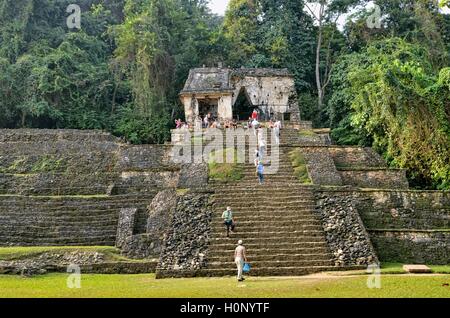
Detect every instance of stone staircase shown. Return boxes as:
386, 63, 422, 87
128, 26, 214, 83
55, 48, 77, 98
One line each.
202, 129, 353, 276
0, 193, 156, 246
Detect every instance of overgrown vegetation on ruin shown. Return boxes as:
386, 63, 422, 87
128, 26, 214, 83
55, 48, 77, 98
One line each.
289, 149, 311, 184
208, 148, 243, 183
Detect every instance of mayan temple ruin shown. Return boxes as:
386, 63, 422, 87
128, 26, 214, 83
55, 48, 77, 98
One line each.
0, 67, 448, 278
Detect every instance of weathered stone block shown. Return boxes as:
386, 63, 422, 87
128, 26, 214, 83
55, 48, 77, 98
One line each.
301, 147, 343, 186
178, 164, 208, 188
116, 208, 137, 248
121, 234, 162, 259
314, 191, 379, 266
156, 192, 212, 278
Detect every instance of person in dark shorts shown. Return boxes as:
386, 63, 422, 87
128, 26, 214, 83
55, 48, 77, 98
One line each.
222, 206, 235, 237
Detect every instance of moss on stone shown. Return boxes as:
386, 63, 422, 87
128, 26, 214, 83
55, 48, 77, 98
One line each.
299, 130, 317, 137
289, 148, 311, 184
0, 246, 120, 261
208, 148, 243, 183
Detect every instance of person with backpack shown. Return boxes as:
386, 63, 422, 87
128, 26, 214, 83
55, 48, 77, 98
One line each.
257, 161, 264, 185
222, 206, 235, 238
235, 240, 248, 282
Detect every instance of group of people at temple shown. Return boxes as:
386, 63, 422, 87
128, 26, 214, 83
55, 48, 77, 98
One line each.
174, 109, 282, 133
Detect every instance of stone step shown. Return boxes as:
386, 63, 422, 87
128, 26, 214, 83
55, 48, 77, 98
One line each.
208, 253, 332, 262
208, 247, 330, 257
211, 230, 324, 240
0, 208, 124, 216
0, 219, 119, 227
210, 181, 301, 187
212, 206, 317, 212
0, 235, 116, 244
212, 209, 316, 215
212, 199, 315, 206
211, 185, 313, 190
0, 227, 118, 237
196, 266, 361, 277
211, 225, 323, 233
0, 239, 116, 246
207, 259, 335, 269
0, 203, 149, 212
211, 216, 319, 223
214, 195, 314, 201
209, 237, 326, 246
240, 174, 296, 179
213, 194, 313, 200
211, 219, 321, 227
0, 199, 153, 208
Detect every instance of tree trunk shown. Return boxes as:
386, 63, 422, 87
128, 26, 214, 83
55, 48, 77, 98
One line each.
315, 4, 324, 111
316, 27, 323, 110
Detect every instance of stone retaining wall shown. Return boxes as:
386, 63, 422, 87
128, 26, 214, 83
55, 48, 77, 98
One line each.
318, 189, 450, 264
301, 147, 343, 186
314, 191, 378, 266
0, 194, 156, 246
368, 230, 449, 264
328, 147, 387, 168
339, 169, 409, 190
156, 191, 213, 278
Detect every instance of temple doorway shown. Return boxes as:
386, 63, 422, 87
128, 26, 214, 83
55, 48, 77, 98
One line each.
198, 98, 219, 120
233, 87, 254, 121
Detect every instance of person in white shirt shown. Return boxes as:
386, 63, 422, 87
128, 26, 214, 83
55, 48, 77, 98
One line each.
234, 240, 248, 281
258, 138, 266, 161
252, 119, 259, 136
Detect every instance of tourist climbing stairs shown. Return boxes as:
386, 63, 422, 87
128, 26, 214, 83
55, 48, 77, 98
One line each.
204, 127, 341, 276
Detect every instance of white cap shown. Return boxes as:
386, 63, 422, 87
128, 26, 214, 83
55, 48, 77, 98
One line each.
238, 240, 243, 245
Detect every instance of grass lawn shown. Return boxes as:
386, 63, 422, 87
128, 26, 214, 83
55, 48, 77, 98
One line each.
0, 273, 449, 298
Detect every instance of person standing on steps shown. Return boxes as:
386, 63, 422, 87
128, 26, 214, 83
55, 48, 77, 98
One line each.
257, 161, 264, 184
252, 118, 260, 136
222, 206, 235, 238
258, 137, 266, 161
274, 120, 281, 145
251, 109, 258, 121
235, 240, 248, 282
254, 149, 260, 168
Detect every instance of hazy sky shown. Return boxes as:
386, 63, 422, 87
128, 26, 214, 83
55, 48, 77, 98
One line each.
208, 0, 229, 15
208, 1, 450, 18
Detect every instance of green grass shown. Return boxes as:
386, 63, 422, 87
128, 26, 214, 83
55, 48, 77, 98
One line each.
380, 263, 408, 274
0, 246, 138, 262
31, 156, 65, 173
289, 149, 311, 184
430, 265, 450, 274
0, 273, 449, 298
299, 130, 318, 137
379, 263, 450, 275
208, 148, 243, 183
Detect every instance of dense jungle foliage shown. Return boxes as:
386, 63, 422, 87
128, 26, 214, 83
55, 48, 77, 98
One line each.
0, 0, 448, 189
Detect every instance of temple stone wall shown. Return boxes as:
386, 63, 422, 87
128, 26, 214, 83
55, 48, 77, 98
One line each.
338, 169, 409, 190
0, 129, 206, 247
231, 76, 294, 115
328, 147, 387, 168
317, 189, 450, 264
180, 67, 299, 124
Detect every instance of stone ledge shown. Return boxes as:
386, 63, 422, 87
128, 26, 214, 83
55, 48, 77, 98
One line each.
368, 229, 450, 233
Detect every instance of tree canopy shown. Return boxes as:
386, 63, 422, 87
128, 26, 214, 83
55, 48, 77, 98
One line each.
0, 0, 448, 189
